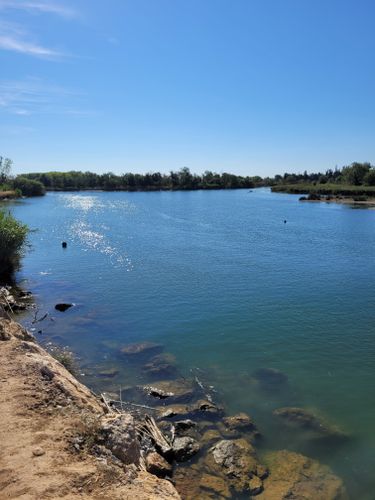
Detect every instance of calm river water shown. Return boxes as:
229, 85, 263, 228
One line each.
9, 189, 375, 498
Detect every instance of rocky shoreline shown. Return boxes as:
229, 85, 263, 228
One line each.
100, 342, 350, 499
0, 318, 179, 499
0, 319, 350, 499
0, 285, 33, 313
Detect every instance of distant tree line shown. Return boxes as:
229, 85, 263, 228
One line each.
0, 156, 45, 197
20, 167, 257, 191
267, 162, 375, 187
2, 158, 375, 197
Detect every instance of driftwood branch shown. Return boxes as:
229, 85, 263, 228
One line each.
136, 415, 172, 456
32, 308, 48, 324
101, 393, 115, 413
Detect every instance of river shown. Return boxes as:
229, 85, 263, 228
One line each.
9, 188, 375, 498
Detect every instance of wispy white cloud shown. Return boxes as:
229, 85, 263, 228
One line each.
0, 77, 93, 116
0, 34, 62, 58
0, 1, 78, 58
0, 20, 64, 58
0, 1, 77, 18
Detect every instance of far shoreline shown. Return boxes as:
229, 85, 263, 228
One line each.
299, 196, 375, 207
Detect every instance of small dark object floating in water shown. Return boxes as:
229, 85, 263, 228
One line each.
55, 303, 73, 312
62, 241, 67, 248
284, 220, 287, 224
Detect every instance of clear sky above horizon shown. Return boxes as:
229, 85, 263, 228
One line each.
1, 0, 374, 177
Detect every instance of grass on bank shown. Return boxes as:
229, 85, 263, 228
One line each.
0, 211, 28, 281
49, 346, 78, 376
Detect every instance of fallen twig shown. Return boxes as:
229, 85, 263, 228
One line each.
136, 415, 172, 456
108, 399, 156, 411
32, 308, 48, 324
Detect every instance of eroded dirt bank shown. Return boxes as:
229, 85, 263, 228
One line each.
0, 318, 179, 499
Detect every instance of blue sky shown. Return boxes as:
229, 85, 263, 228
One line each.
1, 0, 374, 176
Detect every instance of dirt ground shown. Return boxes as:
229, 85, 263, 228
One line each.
0, 318, 179, 500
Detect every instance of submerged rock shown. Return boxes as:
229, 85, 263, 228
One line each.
172, 436, 200, 462
121, 341, 163, 357
258, 450, 348, 499
273, 407, 347, 441
199, 473, 231, 498
145, 451, 173, 478
200, 429, 223, 447
158, 404, 191, 420
220, 413, 260, 443
157, 396, 223, 427
174, 420, 196, 434
145, 386, 174, 399
253, 367, 288, 389
249, 475, 264, 496
207, 439, 265, 494
191, 399, 224, 418
223, 412, 256, 431
143, 352, 178, 379
172, 464, 204, 500
144, 379, 196, 403
97, 368, 119, 379
55, 303, 73, 312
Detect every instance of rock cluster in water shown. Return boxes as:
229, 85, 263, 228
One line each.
97, 341, 349, 499
273, 406, 348, 443
0, 286, 32, 313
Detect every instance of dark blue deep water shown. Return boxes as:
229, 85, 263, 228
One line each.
8, 189, 375, 498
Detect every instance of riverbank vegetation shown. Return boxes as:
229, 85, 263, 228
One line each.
21, 168, 256, 191
0, 211, 28, 281
269, 162, 375, 198
5, 160, 375, 198
18, 162, 375, 196
272, 184, 375, 195
0, 156, 45, 198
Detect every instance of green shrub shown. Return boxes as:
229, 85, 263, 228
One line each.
13, 176, 45, 197
0, 211, 28, 280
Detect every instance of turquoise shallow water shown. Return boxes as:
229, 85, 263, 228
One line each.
8, 189, 375, 498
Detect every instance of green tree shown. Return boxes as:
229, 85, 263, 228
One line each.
342, 162, 371, 185
178, 167, 193, 189
0, 156, 13, 184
